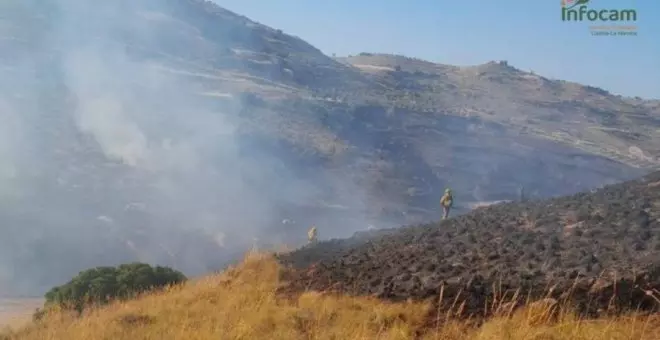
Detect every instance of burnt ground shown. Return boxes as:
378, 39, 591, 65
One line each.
277, 171, 660, 318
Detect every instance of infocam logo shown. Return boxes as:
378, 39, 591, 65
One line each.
560, 0, 638, 36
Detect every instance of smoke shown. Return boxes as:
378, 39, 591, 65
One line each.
0, 0, 647, 298
0, 0, 378, 296
0, 101, 22, 188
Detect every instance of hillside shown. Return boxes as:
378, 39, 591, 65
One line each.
4, 173, 660, 338
279, 170, 660, 317
335, 53, 660, 168
0, 0, 658, 297
3, 253, 660, 340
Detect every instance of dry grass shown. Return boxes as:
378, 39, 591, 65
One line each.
2, 252, 659, 340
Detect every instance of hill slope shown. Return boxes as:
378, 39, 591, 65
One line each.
336, 54, 660, 168
0, 0, 658, 296
280, 171, 660, 316
4, 253, 660, 340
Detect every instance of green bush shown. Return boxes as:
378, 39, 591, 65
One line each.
42, 262, 187, 313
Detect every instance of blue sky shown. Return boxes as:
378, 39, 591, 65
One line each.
212, 0, 659, 99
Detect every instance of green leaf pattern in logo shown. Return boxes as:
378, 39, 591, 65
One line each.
568, 0, 589, 9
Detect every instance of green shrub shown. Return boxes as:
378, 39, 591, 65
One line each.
42, 262, 187, 313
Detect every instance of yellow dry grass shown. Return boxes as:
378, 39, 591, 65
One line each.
2, 252, 659, 340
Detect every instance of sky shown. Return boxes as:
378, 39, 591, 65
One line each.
212, 0, 659, 100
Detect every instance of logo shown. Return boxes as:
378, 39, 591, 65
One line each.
561, 0, 638, 36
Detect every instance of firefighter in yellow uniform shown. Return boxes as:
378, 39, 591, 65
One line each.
307, 226, 318, 244
440, 188, 453, 220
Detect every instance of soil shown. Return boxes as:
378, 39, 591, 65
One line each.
277, 171, 660, 317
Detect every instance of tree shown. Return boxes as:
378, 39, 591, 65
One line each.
41, 262, 187, 313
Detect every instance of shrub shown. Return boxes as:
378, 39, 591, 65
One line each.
42, 263, 187, 313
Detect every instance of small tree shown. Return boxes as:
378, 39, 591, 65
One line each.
42, 263, 186, 313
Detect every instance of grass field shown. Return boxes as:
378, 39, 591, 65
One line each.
2, 252, 659, 340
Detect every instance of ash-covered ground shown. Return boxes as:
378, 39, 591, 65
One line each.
278, 171, 660, 317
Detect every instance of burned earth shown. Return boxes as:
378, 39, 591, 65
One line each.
278, 171, 660, 317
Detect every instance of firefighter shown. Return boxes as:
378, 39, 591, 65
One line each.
307, 225, 318, 244
440, 188, 454, 220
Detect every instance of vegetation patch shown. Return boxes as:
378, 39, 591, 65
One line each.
35, 263, 186, 317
